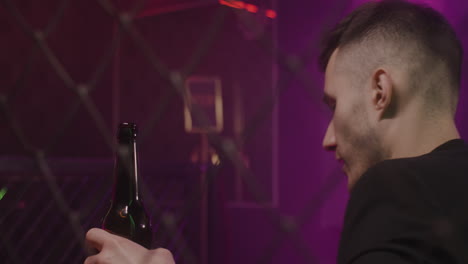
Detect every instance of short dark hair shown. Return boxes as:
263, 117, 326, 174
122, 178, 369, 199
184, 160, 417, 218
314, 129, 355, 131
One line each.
318, 0, 463, 90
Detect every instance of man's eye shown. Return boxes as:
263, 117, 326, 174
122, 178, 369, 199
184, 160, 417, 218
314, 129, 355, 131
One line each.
322, 95, 336, 112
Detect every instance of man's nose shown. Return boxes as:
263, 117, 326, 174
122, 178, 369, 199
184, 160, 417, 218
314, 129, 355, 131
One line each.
323, 122, 337, 151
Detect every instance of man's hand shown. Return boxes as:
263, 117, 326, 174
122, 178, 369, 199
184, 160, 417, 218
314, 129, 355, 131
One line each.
84, 228, 175, 264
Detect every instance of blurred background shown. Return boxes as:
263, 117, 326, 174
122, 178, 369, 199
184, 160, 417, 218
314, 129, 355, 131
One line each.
1, 0, 468, 263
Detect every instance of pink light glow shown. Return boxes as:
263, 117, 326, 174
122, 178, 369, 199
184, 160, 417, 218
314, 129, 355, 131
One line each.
245, 4, 258, 13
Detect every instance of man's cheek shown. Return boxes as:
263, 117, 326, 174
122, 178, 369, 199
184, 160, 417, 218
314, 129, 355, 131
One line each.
334, 116, 353, 142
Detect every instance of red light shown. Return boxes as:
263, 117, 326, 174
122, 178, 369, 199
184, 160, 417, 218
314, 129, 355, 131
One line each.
245, 4, 258, 13
219, 0, 245, 9
265, 9, 277, 19
219, 0, 276, 19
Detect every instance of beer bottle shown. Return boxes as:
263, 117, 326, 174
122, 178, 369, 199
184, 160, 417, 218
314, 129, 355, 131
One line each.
102, 122, 153, 248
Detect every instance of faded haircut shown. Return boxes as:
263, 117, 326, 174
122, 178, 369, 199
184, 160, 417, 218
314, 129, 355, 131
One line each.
318, 0, 463, 105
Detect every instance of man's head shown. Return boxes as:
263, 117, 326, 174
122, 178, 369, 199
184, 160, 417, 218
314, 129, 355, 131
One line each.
319, 0, 463, 189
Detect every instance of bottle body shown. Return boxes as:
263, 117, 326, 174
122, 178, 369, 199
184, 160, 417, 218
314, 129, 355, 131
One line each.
102, 200, 152, 248
102, 123, 153, 248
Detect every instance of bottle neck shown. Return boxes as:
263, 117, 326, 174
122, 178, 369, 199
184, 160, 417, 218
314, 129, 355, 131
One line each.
112, 139, 140, 203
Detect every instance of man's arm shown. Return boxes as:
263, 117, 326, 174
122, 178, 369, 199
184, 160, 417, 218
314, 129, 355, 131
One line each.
84, 228, 175, 264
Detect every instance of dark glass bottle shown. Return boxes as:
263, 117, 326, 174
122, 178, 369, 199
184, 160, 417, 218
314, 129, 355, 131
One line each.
102, 122, 153, 248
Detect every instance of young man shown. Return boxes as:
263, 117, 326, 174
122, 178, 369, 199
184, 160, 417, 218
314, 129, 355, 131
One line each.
320, 0, 467, 263
85, 0, 468, 263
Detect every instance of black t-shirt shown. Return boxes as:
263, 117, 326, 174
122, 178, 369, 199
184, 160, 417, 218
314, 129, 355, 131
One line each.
337, 139, 468, 264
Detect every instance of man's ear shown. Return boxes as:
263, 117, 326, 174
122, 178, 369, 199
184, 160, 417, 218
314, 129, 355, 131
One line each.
372, 68, 393, 119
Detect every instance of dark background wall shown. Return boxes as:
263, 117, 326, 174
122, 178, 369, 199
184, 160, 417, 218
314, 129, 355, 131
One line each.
2, 0, 468, 263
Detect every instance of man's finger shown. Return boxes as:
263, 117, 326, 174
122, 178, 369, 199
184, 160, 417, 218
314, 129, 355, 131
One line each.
85, 228, 110, 252
83, 254, 98, 264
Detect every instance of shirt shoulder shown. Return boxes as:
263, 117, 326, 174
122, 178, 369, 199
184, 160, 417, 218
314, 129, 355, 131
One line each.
338, 143, 468, 264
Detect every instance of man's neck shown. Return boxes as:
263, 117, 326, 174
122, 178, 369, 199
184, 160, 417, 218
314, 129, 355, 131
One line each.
382, 113, 460, 160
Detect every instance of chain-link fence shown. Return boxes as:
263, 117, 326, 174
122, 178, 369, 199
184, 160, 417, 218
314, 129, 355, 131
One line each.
2, 0, 468, 263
